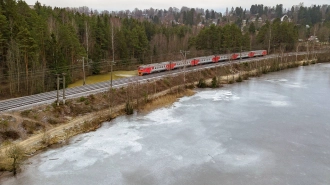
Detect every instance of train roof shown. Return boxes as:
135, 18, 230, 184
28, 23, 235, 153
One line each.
138, 50, 267, 68
139, 61, 172, 68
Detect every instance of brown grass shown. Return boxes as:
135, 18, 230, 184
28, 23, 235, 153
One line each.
141, 89, 195, 113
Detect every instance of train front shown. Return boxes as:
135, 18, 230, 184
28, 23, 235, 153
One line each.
138, 66, 144, 76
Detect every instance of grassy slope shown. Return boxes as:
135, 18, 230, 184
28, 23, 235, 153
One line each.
69, 71, 137, 88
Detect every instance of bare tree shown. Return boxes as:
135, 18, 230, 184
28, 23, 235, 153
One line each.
6, 144, 25, 176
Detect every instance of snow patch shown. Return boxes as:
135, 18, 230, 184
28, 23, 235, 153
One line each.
271, 101, 289, 107
195, 90, 240, 102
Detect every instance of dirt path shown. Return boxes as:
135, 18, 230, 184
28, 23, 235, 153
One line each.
1, 108, 112, 156
2, 113, 43, 126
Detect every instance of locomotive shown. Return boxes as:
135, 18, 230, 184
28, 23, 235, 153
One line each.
138, 50, 267, 76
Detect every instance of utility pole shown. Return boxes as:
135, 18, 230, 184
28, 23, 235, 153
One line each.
62, 73, 66, 104
86, 21, 89, 74
240, 46, 242, 78
109, 20, 115, 116
296, 43, 300, 62
111, 21, 114, 89
180, 50, 190, 85
82, 57, 86, 85
55, 73, 66, 106
268, 24, 271, 54
56, 74, 60, 106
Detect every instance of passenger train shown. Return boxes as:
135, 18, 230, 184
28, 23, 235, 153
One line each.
138, 50, 267, 76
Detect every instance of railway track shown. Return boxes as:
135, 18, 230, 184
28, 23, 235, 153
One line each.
0, 51, 323, 113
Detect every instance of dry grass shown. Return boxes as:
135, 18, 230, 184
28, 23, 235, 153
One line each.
141, 89, 195, 113
68, 70, 137, 88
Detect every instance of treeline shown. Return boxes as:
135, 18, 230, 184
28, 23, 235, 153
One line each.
0, 0, 194, 98
190, 24, 250, 53
0, 1, 329, 99
189, 18, 299, 53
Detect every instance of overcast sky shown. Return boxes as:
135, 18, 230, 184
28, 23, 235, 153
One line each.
24, 0, 329, 13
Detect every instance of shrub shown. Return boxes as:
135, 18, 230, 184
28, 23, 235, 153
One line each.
41, 131, 50, 146
143, 92, 148, 103
0, 130, 20, 140
211, 77, 219, 88
79, 97, 86, 102
20, 110, 31, 117
197, 79, 207, 88
242, 62, 249, 67
236, 76, 243, 82
82, 121, 91, 131
125, 101, 134, 115
186, 84, 195, 89
0, 120, 9, 131
22, 120, 44, 135
163, 78, 171, 87
63, 129, 71, 145
47, 117, 59, 125
88, 94, 95, 101
243, 75, 249, 80
6, 144, 25, 176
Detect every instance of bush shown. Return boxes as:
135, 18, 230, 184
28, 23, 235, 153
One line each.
88, 94, 95, 101
243, 75, 249, 80
0, 120, 9, 131
82, 121, 91, 132
211, 77, 219, 88
6, 144, 25, 176
22, 120, 44, 135
186, 84, 195, 89
236, 76, 243, 82
20, 110, 31, 117
143, 92, 148, 103
125, 101, 134, 115
163, 78, 171, 87
197, 79, 207, 88
0, 130, 20, 140
79, 97, 86, 102
47, 117, 59, 125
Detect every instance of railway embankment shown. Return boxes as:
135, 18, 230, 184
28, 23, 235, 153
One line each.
0, 51, 329, 177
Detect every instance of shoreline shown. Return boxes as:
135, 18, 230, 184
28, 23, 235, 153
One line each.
0, 56, 327, 179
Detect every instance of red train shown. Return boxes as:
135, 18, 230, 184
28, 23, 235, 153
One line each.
138, 50, 267, 76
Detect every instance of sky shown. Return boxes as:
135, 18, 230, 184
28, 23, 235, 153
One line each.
24, 0, 329, 13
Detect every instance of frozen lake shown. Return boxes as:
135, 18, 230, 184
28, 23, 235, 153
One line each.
2, 63, 330, 185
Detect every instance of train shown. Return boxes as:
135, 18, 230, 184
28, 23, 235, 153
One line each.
138, 50, 267, 76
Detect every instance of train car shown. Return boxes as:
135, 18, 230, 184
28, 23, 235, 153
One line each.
240, 51, 251, 58
253, 50, 267, 56
138, 49, 268, 76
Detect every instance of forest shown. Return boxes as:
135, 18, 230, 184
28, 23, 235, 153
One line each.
0, 0, 330, 98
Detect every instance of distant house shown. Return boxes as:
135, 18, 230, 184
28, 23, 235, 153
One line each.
308, 36, 319, 42
171, 20, 180, 25
242, 20, 247, 27
281, 15, 292, 22
142, 14, 149, 19
198, 22, 204, 28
